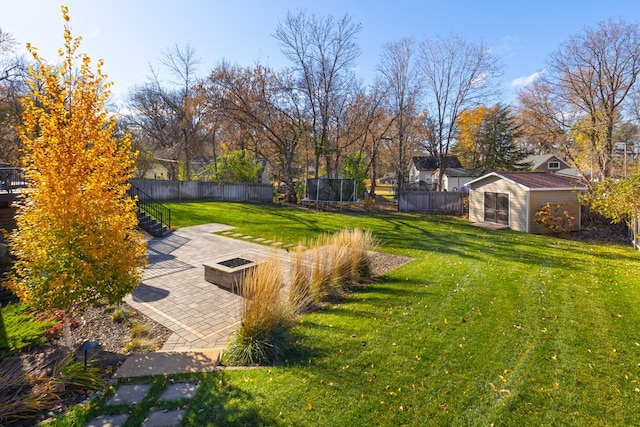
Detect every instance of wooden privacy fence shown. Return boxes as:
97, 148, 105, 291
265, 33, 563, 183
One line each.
398, 191, 464, 213
130, 179, 273, 203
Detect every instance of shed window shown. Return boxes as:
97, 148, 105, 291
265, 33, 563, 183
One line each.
548, 161, 560, 169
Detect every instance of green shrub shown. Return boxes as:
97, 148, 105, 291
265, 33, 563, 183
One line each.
0, 303, 57, 358
534, 202, 575, 234
225, 322, 291, 366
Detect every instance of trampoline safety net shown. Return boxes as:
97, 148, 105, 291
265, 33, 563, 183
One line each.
305, 179, 358, 202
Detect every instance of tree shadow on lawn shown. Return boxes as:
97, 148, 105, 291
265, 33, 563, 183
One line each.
283, 280, 433, 365
217, 203, 334, 239
379, 217, 613, 271
183, 373, 278, 426
281, 327, 331, 367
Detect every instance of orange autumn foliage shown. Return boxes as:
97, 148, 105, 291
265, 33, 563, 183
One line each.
454, 106, 489, 168
7, 6, 146, 343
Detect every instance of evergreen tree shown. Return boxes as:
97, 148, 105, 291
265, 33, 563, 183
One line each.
454, 105, 527, 171
479, 105, 527, 171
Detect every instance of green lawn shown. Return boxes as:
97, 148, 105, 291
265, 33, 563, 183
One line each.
69, 201, 640, 425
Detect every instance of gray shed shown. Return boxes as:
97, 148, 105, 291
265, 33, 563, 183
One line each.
466, 172, 587, 233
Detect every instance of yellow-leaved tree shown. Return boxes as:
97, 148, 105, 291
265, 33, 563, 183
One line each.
454, 106, 489, 168
8, 6, 146, 347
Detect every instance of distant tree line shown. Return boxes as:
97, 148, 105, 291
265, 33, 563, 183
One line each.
2, 13, 640, 210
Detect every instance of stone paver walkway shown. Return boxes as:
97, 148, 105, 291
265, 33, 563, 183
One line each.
106, 384, 151, 405
125, 224, 290, 352
86, 381, 200, 427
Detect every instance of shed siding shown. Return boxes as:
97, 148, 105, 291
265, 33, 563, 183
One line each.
528, 190, 582, 234
468, 177, 528, 231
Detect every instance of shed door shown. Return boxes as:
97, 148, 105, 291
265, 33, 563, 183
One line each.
484, 192, 509, 225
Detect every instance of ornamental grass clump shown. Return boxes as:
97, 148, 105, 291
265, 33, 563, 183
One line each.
331, 228, 377, 285
287, 248, 314, 314
0, 350, 104, 425
307, 228, 377, 302
224, 255, 296, 366
308, 241, 343, 302
225, 229, 376, 365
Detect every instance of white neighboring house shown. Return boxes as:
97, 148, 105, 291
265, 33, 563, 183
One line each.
142, 163, 169, 180
408, 156, 462, 184
432, 168, 484, 192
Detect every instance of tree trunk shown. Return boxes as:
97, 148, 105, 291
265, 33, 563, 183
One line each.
369, 144, 378, 197
63, 311, 72, 348
212, 130, 218, 176
184, 130, 191, 181
314, 142, 320, 179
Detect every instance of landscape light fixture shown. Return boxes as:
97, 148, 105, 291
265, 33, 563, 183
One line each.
78, 340, 101, 370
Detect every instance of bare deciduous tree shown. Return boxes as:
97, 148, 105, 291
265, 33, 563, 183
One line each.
518, 19, 640, 182
0, 28, 28, 164
377, 37, 421, 192
207, 64, 307, 202
419, 34, 501, 190
274, 10, 361, 178
127, 44, 207, 180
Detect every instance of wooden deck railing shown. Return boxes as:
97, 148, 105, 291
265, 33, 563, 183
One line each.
0, 168, 28, 193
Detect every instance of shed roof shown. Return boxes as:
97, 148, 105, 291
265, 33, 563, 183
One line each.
467, 171, 587, 191
411, 155, 462, 171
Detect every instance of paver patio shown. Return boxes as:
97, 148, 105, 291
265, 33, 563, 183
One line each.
125, 224, 290, 352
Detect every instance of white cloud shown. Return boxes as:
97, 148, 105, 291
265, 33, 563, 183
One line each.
491, 36, 520, 58
510, 71, 542, 88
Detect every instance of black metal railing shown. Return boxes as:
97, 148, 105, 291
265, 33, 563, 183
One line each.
127, 184, 171, 234
0, 167, 28, 193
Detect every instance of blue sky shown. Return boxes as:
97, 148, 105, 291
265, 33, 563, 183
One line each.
4, 1, 640, 106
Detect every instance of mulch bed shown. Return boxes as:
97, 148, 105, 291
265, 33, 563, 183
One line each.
1, 305, 172, 425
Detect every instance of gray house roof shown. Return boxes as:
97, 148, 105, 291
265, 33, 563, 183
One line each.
522, 154, 570, 170
411, 156, 462, 171
436, 167, 485, 178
